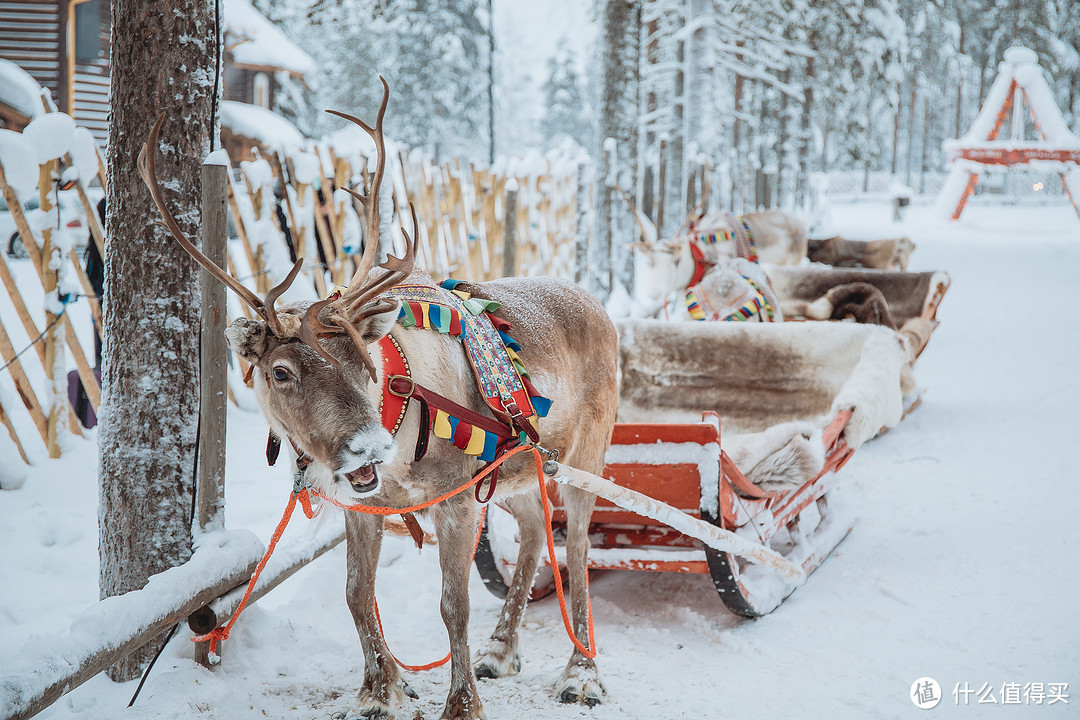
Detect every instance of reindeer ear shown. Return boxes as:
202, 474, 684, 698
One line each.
225, 317, 270, 361
359, 299, 400, 344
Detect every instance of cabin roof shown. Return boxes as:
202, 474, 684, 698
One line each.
224, 0, 316, 78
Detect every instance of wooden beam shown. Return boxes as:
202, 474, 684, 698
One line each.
197, 162, 229, 535
0, 317, 49, 446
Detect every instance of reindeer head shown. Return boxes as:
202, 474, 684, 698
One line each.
619, 184, 704, 310
139, 78, 417, 497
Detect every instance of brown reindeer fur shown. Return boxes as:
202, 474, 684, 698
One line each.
767, 265, 950, 325
230, 273, 618, 719
617, 319, 870, 433
807, 235, 916, 271
816, 282, 897, 329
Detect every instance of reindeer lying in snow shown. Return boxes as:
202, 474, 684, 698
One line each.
141, 81, 617, 720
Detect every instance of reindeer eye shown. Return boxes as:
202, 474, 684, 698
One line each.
272, 366, 291, 382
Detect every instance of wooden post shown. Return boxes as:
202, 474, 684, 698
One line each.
502, 181, 518, 278
197, 161, 228, 534
194, 160, 228, 668
573, 162, 589, 284
38, 160, 62, 458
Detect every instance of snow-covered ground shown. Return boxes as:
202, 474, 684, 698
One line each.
1, 199, 1078, 719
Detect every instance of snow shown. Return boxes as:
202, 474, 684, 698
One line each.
223, 0, 316, 78
203, 149, 229, 167
0, 129, 39, 202
1, 200, 1079, 718
68, 128, 100, 184
0, 59, 45, 121
21, 114, 76, 165
219, 100, 304, 151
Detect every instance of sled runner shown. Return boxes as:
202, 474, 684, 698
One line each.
477, 319, 929, 616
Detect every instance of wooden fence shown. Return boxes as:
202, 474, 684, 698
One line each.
0, 110, 587, 470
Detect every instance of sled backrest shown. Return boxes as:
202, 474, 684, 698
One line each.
616, 319, 905, 436
766, 266, 951, 324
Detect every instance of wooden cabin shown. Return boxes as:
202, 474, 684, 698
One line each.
0, 0, 314, 147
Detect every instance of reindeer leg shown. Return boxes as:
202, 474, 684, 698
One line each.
473, 490, 545, 679
344, 511, 416, 719
555, 484, 604, 707
431, 495, 486, 720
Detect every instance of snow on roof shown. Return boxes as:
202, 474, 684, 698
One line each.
220, 100, 304, 150
948, 45, 1080, 151
224, 0, 316, 77
0, 59, 45, 121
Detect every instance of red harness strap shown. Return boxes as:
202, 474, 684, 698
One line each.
688, 241, 712, 288
378, 332, 521, 501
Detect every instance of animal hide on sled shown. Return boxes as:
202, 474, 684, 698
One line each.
616, 319, 910, 450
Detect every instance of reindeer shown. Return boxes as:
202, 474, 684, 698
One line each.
621, 184, 787, 321
139, 80, 618, 719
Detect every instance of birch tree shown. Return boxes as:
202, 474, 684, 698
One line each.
100, 0, 218, 681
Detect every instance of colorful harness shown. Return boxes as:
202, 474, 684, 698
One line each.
376, 280, 551, 499
684, 216, 774, 322
685, 275, 776, 322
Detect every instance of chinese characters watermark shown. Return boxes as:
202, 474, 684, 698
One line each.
910, 679, 1069, 709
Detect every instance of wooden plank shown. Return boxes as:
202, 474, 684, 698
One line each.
0, 396, 30, 465
0, 539, 263, 720
611, 422, 720, 446
67, 164, 105, 259
65, 249, 102, 328
61, 313, 98, 411
0, 251, 46, 369
38, 160, 61, 458
0, 316, 49, 445
0, 157, 46, 276
197, 162, 228, 534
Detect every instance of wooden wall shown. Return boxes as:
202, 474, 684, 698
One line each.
0, 0, 63, 107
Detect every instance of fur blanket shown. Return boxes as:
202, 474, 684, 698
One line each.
617, 319, 911, 452
807, 236, 916, 271
766, 265, 951, 325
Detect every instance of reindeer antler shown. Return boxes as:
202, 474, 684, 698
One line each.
141, 81, 417, 381
138, 114, 305, 331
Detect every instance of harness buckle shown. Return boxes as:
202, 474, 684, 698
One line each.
388, 375, 415, 398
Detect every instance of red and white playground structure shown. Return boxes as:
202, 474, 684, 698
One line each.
938, 46, 1080, 220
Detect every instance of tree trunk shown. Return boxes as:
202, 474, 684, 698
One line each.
776, 68, 790, 209
795, 46, 813, 209
593, 0, 641, 301
100, 0, 218, 682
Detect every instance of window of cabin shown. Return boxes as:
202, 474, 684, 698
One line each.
254, 72, 271, 109
75, 0, 104, 62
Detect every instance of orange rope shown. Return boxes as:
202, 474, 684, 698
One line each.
530, 449, 597, 659
372, 507, 486, 671
192, 491, 303, 655
195, 445, 596, 666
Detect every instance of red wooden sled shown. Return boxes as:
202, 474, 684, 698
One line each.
476, 407, 866, 617
475, 313, 939, 617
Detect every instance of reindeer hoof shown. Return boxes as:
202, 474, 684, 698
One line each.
556, 663, 605, 707
439, 688, 486, 720
473, 642, 521, 679
402, 680, 419, 700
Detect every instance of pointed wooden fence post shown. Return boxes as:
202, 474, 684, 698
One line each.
193, 157, 229, 668
501, 180, 518, 278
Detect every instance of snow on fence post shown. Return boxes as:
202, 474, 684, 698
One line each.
573, 162, 589, 283
197, 156, 229, 536
37, 157, 63, 458
501, 178, 518, 277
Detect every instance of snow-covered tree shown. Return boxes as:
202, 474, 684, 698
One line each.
101, 0, 218, 682
540, 48, 591, 150
592, 0, 641, 301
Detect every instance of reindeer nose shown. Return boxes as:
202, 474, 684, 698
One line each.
339, 424, 396, 471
